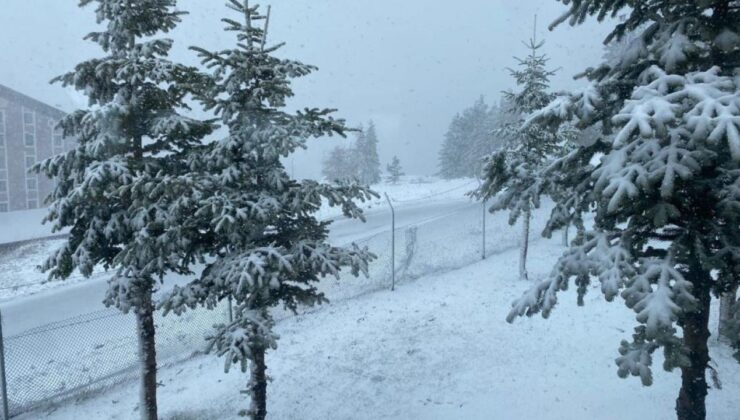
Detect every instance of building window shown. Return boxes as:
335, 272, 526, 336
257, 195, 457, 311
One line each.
23, 109, 36, 147
0, 109, 5, 144
22, 107, 39, 209
0, 203, 7, 213
49, 119, 64, 154
23, 110, 34, 125
53, 130, 63, 148
0, 180, 6, 193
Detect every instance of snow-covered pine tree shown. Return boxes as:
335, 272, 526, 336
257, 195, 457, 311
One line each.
438, 96, 498, 179
34, 1, 213, 419
438, 112, 467, 179
322, 145, 356, 181
158, 2, 376, 419
386, 155, 404, 184
507, 2, 740, 419
474, 29, 560, 281
354, 121, 382, 185
462, 96, 497, 178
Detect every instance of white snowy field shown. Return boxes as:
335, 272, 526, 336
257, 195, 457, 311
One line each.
18, 234, 740, 419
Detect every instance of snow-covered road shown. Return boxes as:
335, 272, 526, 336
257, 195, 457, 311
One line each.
1, 197, 476, 337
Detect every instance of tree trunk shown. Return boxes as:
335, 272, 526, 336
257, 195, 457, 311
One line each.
136, 289, 158, 420
562, 225, 569, 247
248, 344, 268, 420
719, 284, 738, 341
675, 273, 711, 420
519, 207, 530, 280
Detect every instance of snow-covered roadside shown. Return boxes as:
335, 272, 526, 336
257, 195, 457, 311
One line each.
21, 237, 740, 420
0, 177, 476, 302
316, 176, 477, 220
0, 208, 62, 246
0, 239, 106, 302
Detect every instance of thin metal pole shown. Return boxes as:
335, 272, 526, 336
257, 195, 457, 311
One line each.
0, 310, 9, 420
384, 193, 395, 291
482, 199, 487, 260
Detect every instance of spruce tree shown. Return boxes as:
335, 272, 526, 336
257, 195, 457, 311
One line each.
438, 96, 498, 179
34, 1, 213, 418
354, 121, 382, 184
474, 30, 559, 281
322, 145, 356, 181
438, 112, 467, 179
507, 2, 740, 419
386, 155, 404, 184
158, 2, 376, 419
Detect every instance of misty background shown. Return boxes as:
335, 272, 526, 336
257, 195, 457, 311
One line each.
0, 0, 611, 179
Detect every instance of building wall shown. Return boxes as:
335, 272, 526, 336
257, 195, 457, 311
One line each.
0, 93, 68, 212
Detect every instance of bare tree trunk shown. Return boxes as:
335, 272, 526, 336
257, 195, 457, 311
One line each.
136, 288, 158, 420
719, 284, 738, 341
675, 269, 711, 420
248, 344, 268, 420
562, 225, 569, 247
519, 207, 530, 280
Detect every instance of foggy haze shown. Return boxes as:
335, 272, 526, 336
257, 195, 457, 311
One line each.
0, 0, 610, 178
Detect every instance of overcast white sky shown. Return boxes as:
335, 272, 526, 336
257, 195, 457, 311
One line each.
0, 1, 612, 179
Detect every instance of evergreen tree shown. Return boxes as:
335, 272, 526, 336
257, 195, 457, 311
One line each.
354, 121, 382, 184
438, 96, 499, 179
34, 1, 213, 419
158, 3, 376, 419
386, 155, 404, 184
322, 145, 356, 181
474, 31, 559, 281
438, 112, 467, 179
507, 2, 740, 419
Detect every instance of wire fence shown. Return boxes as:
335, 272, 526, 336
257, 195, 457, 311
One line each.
0, 198, 554, 418
1, 301, 231, 418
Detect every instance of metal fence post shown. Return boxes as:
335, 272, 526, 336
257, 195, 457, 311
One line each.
482, 199, 487, 260
0, 309, 10, 420
384, 193, 396, 291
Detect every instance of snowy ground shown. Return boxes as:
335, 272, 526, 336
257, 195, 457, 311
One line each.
0, 208, 61, 246
18, 230, 740, 419
0, 176, 490, 416
316, 175, 478, 220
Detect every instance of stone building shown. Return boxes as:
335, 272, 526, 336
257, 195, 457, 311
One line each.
0, 84, 72, 212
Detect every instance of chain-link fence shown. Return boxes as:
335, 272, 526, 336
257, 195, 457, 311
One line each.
316, 200, 551, 305
1, 301, 230, 418
0, 198, 555, 418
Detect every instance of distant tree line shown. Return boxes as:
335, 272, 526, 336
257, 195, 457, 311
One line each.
437, 96, 514, 179
322, 121, 384, 185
